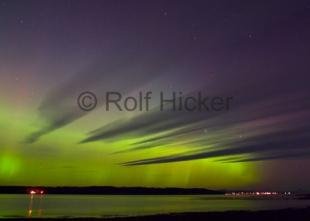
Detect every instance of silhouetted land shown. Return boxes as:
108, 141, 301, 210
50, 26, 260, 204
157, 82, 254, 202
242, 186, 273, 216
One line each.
7, 208, 310, 220
101, 208, 310, 221
0, 186, 223, 195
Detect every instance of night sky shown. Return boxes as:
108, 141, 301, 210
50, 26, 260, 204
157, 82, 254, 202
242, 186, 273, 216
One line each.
1, 0, 310, 191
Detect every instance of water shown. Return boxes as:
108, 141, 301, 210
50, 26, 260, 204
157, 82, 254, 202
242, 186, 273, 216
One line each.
0, 194, 310, 218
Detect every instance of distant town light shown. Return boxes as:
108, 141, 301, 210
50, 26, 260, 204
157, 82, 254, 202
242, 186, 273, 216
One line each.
225, 191, 291, 197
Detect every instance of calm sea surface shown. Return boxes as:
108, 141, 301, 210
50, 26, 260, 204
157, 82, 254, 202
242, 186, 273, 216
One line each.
0, 194, 310, 218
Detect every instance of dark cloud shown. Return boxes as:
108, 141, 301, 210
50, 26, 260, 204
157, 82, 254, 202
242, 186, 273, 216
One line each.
25, 48, 178, 143
80, 86, 310, 165
123, 135, 310, 166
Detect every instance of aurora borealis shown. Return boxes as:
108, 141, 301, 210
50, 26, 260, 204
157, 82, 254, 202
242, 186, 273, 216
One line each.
1, 0, 310, 191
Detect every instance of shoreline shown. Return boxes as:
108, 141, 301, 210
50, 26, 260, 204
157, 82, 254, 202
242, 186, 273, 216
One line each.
104, 208, 310, 221
3, 208, 310, 220
0, 186, 223, 195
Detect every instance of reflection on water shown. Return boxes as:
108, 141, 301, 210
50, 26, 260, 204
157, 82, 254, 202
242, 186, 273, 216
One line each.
27, 193, 44, 217
0, 194, 310, 218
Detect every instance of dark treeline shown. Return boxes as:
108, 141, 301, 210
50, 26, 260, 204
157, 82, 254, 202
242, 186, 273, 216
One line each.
0, 186, 224, 195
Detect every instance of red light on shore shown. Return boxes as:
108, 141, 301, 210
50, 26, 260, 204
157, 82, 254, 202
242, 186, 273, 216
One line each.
28, 189, 45, 195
